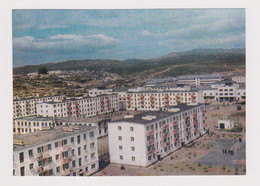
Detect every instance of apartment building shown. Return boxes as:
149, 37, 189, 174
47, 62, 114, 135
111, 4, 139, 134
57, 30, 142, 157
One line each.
36, 94, 119, 118
125, 90, 203, 111
13, 125, 99, 176
13, 117, 55, 135
202, 84, 246, 102
13, 95, 64, 119
89, 88, 112, 97
108, 104, 207, 167
177, 74, 223, 86
145, 84, 190, 91
56, 117, 110, 138
231, 74, 246, 85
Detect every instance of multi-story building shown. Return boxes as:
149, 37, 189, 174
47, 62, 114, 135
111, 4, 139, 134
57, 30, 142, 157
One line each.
13, 125, 99, 176
56, 117, 110, 138
36, 94, 119, 118
125, 90, 203, 111
231, 74, 246, 85
13, 95, 64, 119
202, 84, 246, 102
88, 89, 112, 97
108, 104, 207, 167
13, 117, 55, 135
145, 84, 190, 91
176, 74, 223, 86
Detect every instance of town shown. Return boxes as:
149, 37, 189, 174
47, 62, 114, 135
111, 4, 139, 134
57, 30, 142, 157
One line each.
13, 71, 246, 176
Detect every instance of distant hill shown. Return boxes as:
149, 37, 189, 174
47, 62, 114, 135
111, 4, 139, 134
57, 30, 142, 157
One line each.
13, 48, 245, 77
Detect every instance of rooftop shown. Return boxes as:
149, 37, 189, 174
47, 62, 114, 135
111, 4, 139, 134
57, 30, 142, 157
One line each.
111, 104, 204, 125
56, 117, 110, 123
13, 125, 96, 151
13, 95, 63, 102
14, 116, 54, 121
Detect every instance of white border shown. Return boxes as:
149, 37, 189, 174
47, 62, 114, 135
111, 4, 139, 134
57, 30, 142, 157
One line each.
1, 0, 259, 186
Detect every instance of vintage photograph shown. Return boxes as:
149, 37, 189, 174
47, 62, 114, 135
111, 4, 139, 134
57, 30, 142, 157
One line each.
12, 9, 245, 176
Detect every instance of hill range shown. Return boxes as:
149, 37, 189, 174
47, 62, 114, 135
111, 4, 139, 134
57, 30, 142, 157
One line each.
13, 48, 245, 77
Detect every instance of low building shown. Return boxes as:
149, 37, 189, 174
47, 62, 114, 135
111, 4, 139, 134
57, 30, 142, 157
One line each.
108, 104, 207, 167
13, 125, 99, 176
232, 74, 246, 85
13, 117, 55, 135
177, 74, 223, 86
218, 117, 235, 130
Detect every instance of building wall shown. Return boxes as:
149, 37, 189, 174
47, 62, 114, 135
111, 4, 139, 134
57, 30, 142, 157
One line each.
13, 96, 64, 119
108, 104, 207, 167
13, 127, 99, 176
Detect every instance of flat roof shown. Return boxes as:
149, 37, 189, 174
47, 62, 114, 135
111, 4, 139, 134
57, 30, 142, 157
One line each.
128, 90, 199, 94
56, 117, 110, 123
13, 95, 63, 102
14, 116, 53, 121
13, 125, 96, 151
111, 104, 204, 125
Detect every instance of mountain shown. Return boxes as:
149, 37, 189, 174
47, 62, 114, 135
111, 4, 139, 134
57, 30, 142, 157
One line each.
13, 48, 245, 76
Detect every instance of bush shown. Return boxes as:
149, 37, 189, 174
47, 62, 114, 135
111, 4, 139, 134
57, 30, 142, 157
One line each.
121, 165, 125, 170
222, 165, 226, 170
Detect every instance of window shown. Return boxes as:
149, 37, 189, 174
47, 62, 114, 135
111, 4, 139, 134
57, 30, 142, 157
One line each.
84, 155, 88, 162
55, 142, 58, 148
119, 145, 123, 150
56, 166, 60, 173
130, 137, 134, 141
131, 146, 135, 151
89, 131, 94, 138
63, 163, 69, 170
77, 135, 81, 144
84, 145, 87, 150
118, 126, 122, 131
37, 146, 43, 153
56, 154, 59, 160
72, 160, 76, 167
91, 163, 96, 169
71, 149, 75, 155
118, 136, 122, 141
71, 137, 74, 143
47, 144, 52, 150
20, 166, 25, 176
62, 151, 68, 158
62, 139, 67, 146
90, 142, 95, 149
91, 152, 95, 159
28, 149, 33, 157
73, 172, 76, 176
78, 147, 81, 156
83, 133, 86, 140
148, 156, 152, 161
132, 156, 135, 161
79, 158, 82, 167
130, 127, 134, 131
19, 152, 24, 163
29, 163, 33, 170
119, 155, 123, 160
85, 166, 88, 172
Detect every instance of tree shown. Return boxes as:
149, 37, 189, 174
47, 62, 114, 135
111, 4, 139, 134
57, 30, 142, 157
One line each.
38, 67, 48, 75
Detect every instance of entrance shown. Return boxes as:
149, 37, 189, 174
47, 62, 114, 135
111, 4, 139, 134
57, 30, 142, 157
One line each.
219, 123, 225, 129
157, 154, 161, 161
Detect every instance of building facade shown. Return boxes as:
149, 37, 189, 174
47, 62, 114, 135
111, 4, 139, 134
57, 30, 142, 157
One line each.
125, 91, 203, 111
108, 104, 207, 167
13, 95, 64, 119
36, 94, 119, 118
13, 125, 99, 176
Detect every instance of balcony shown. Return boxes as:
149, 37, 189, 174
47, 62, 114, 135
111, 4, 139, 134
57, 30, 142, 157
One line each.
194, 129, 197, 133
202, 110, 206, 114
61, 157, 70, 164
149, 130, 154, 135
36, 153, 44, 161
173, 130, 178, 134
172, 121, 177, 125
202, 124, 207, 128
173, 138, 178, 142
202, 117, 206, 120
193, 121, 197, 125
192, 114, 197, 117
60, 145, 70, 152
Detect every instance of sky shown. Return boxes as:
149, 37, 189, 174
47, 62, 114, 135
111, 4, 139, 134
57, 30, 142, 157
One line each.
12, 9, 245, 67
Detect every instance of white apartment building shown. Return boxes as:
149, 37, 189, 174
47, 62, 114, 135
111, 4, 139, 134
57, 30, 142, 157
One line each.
13, 117, 55, 135
202, 84, 246, 102
232, 75, 246, 84
13, 95, 64, 119
108, 104, 207, 167
88, 88, 112, 97
36, 94, 119, 118
56, 117, 110, 138
177, 74, 223, 86
125, 90, 204, 111
145, 84, 191, 91
13, 125, 99, 176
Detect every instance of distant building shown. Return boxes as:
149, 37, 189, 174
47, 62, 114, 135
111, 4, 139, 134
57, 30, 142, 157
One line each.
232, 74, 246, 85
125, 90, 204, 111
13, 125, 99, 176
36, 94, 119, 118
108, 104, 207, 167
176, 74, 223, 86
13, 96, 64, 119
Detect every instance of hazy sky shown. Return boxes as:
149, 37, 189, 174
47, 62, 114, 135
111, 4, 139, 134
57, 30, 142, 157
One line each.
13, 9, 245, 67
